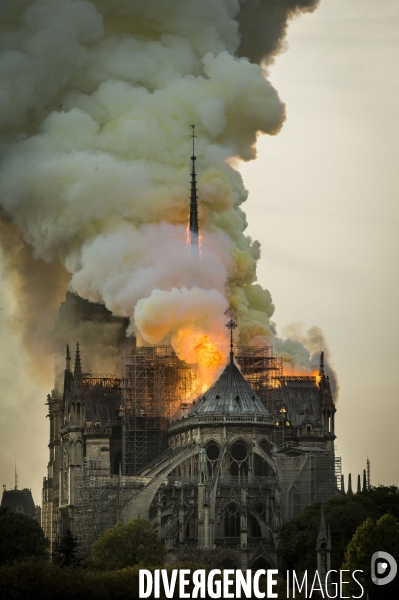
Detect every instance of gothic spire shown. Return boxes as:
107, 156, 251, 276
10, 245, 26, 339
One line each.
66, 344, 71, 372
316, 506, 331, 580
319, 351, 325, 377
317, 506, 327, 544
189, 125, 199, 247
74, 341, 82, 383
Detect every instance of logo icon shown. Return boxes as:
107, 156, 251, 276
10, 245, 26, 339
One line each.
371, 552, 397, 586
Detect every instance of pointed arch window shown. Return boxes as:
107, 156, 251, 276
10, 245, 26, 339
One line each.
224, 502, 240, 537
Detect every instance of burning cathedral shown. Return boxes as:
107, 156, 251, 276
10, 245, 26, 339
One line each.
42, 134, 339, 568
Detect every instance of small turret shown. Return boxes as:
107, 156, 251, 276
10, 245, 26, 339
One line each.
63, 345, 74, 401
347, 473, 353, 495
362, 469, 367, 492
318, 350, 335, 438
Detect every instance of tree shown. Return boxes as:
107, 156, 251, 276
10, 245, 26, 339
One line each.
342, 514, 399, 600
0, 507, 49, 564
177, 546, 240, 570
89, 517, 167, 570
53, 529, 79, 566
278, 486, 399, 573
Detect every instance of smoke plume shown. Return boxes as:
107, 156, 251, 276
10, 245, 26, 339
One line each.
0, 0, 332, 390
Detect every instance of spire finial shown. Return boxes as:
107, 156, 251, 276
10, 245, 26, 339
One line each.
226, 319, 237, 364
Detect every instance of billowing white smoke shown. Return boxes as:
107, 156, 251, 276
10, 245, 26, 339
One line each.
0, 0, 337, 394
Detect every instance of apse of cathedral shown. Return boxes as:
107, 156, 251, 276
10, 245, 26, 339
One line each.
42, 302, 338, 567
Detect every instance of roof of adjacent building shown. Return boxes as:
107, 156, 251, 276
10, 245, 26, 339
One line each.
188, 359, 270, 416
1, 488, 35, 517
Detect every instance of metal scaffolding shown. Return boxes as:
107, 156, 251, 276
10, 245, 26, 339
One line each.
80, 375, 122, 423
121, 347, 198, 476
335, 456, 342, 491
234, 346, 283, 407
41, 480, 58, 553
73, 457, 118, 557
120, 346, 297, 475
274, 444, 336, 520
234, 346, 284, 445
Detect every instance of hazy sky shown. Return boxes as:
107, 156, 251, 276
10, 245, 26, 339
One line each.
1, 0, 398, 504
240, 0, 399, 489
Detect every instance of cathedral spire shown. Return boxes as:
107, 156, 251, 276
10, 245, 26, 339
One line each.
226, 318, 237, 365
189, 125, 199, 250
74, 341, 82, 384
319, 351, 325, 377
66, 344, 71, 372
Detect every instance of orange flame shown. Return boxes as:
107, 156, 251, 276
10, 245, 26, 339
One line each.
283, 364, 321, 384
172, 327, 227, 393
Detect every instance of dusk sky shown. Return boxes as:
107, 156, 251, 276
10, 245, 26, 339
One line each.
1, 0, 398, 504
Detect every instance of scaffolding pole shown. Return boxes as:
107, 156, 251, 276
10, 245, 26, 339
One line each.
73, 457, 116, 557
121, 347, 198, 476
335, 456, 342, 491
274, 446, 337, 520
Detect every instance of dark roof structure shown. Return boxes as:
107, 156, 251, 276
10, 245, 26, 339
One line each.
280, 377, 322, 428
1, 488, 35, 517
189, 360, 270, 416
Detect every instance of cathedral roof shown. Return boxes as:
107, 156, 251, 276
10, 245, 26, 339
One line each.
1, 488, 35, 517
280, 377, 322, 428
188, 360, 270, 416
